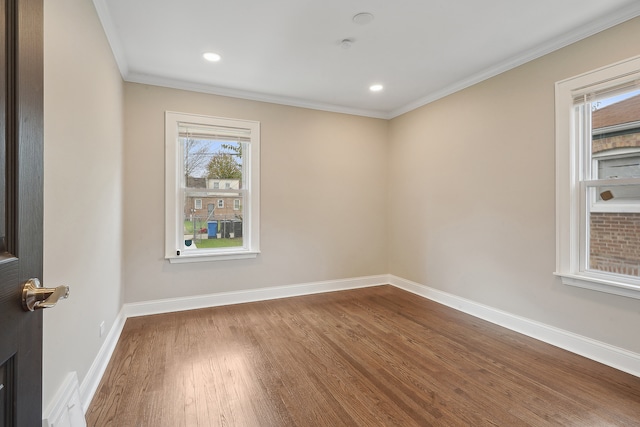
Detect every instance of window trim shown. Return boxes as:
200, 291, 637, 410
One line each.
194, 198, 202, 210
165, 111, 260, 263
555, 55, 640, 299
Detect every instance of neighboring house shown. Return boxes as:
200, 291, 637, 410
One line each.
184, 178, 243, 237
590, 94, 640, 276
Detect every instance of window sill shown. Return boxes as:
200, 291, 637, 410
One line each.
555, 272, 640, 300
167, 250, 259, 263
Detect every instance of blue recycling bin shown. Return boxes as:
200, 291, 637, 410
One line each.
207, 221, 218, 238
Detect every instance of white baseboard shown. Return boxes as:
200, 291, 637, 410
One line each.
78, 309, 126, 412
123, 275, 389, 318
74, 275, 388, 413
42, 372, 85, 427
389, 275, 640, 378
66, 273, 640, 422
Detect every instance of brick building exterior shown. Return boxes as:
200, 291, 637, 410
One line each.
184, 178, 243, 237
589, 94, 640, 276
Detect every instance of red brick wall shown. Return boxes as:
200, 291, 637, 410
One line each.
592, 133, 640, 154
590, 212, 640, 277
184, 196, 242, 221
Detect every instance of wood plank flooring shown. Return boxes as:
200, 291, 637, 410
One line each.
86, 285, 640, 426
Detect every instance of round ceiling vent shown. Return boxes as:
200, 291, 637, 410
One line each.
352, 12, 374, 25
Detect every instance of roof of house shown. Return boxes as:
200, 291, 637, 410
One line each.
592, 94, 640, 129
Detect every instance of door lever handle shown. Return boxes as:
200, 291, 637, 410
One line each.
21, 278, 70, 312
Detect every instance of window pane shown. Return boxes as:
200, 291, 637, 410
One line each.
183, 192, 243, 249
181, 134, 245, 250
591, 89, 640, 168
589, 212, 640, 277
590, 89, 640, 205
594, 181, 640, 203
183, 138, 244, 184
587, 90, 640, 276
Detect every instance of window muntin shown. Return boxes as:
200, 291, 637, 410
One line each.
165, 112, 260, 262
555, 55, 640, 299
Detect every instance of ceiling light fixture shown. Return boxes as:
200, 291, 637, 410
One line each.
353, 12, 374, 25
203, 52, 221, 62
370, 84, 383, 92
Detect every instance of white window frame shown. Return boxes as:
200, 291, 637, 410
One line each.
234, 199, 240, 210
165, 111, 260, 263
555, 55, 640, 299
217, 199, 224, 209
194, 199, 202, 210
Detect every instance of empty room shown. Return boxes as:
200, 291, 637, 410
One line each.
5, 0, 640, 425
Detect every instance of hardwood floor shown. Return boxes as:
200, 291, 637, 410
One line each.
86, 286, 640, 426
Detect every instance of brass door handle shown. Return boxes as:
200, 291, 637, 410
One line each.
21, 278, 70, 311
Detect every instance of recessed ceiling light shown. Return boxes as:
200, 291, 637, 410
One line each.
353, 12, 374, 25
203, 52, 221, 62
370, 84, 383, 92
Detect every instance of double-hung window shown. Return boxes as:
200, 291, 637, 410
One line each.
555, 55, 640, 299
165, 112, 260, 262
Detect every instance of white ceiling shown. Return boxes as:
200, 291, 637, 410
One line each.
93, 0, 640, 119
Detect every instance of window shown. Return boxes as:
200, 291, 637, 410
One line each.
165, 112, 260, 262
234, 199, 240, 210
555, 55, 640, 299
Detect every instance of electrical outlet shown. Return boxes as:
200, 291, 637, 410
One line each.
99, 321, 105, 337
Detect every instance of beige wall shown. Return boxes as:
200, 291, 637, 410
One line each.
43, 0, 124, 408
388, 16, 640, 353
42, 0, 640, 416
123, 84, 389, 303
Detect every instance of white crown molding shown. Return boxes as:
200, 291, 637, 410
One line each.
389, 2, 640, 118
125, 73, 391, 120
92, 1, 640, 120
91, 0, 129, 76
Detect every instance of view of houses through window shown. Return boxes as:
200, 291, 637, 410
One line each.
587, 89, 640, 277
182, 133, 245, 250
165, 112, 259, 262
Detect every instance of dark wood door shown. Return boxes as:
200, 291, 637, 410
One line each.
0, 0, 43, 425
